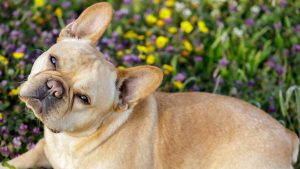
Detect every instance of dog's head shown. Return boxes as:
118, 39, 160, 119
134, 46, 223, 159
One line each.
19, 2, 163, 136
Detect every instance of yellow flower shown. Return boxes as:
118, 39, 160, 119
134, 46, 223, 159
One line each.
55, 8, 63, 18
159, 8, 172, 19
46, 4, 52, 11
118, 66, 126, 70
137, 45, 149, 53
34, 0, 45, 8
173, 80, 184, 89
191, 16, 198, 23
0, 55, 8, 65
181, 50, 190, 57
155, 36, 169, 49
117, 50, 124, 57
36, 17, 45, 24
124, 30, 138, 39
163, 64, 174, 75
146, 31, 152, 37
180, 21, 194, 34
166, 0, 175, 7
9, 88, 20, 96
183, 40, 193, 51
0, 112, 3, 121
146, 55, 156, 64
147, 45, 155, 53
198, 20, 209, 33
138, 35, 145, 40
139, 54, 146, 60
153, 0, 160, 4
13, 52, 24, 59
145, 14, 157, 25
168, 26, 177, 34
156, 20, 165, 27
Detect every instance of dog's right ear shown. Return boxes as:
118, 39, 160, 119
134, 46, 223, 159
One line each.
57, 2, 113, 45
114, 66, 163, 112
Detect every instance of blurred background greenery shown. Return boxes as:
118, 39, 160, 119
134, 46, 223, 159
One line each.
0, 0, 300, 167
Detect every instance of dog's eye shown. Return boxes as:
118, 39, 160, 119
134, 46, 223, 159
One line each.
78, 95, 90, 104
50, 55, 57, 67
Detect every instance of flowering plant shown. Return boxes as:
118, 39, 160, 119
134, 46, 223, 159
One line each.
0, 0, 299, 166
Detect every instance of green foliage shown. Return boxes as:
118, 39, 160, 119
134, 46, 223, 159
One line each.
0, 0, 299, 166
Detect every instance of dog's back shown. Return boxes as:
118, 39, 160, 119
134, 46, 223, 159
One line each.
153, 92, 299, 169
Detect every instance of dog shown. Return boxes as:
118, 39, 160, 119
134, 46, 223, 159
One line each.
1, 2, 299, 169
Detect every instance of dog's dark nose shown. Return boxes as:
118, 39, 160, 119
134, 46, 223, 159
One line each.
46, 80, 64, 99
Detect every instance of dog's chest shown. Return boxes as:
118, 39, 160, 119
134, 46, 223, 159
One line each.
44, 132, 122, 169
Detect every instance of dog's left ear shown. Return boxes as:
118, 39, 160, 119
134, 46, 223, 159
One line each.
57, 2, 113, 45
115, 66, 163, 111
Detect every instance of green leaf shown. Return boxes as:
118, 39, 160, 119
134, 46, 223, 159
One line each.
279, 90, 287, 117
2, 162, 16, 169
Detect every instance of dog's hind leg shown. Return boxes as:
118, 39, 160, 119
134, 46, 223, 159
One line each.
1, 138, 52, 169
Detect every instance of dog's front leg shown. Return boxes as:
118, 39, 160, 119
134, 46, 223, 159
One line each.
1, 139, 51, 169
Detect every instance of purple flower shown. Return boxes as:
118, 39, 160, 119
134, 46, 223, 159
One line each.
248, 79, 255, 87
19, 74, 25, 80
175, 73, 186, 82
0, 24, 9, 35
116, 44, 124, 50
10, 30, 23, 38
218, 58, 230, 67
268, 104, 277, 113
123, 0, 132, 5
283, 48, 290, 57
27, 142, 36, 150
0, 126, 9, 135
19, 123, 28, 135
133, 15, 141, 21
32, 127, 41, 135
15, 45, 26, 53
123, 54, 141, 64
166, 46, 174, 53
280, 0, 287, 8
164, 18, 173, 24
273, 22, 282, 30
214, 77, 224, 85
261, 5, 270, 13
228, 5, 237, 12
13, 137, 22, 148
276, 66, 284, 75
194, 56, 203, 62
191, 84, 200, 91
52, 29, 59, 36
62, 1, 71, 8
236, 80, 243, 87
1, 80, 8, 87
265, 58, 276, 68
0, 146, 10, 156
13, 10, 20, 17
101, 37, 112, 45
292, 25, 300, 33
6, 44, 16, 53
292, 44, 300, 54
15, 21, 21, 27
19, 61, 25, 68
245, 18, 255, 27
115, 9, 129, 20
216, 20, 224, 28
112, 32, 118, 39
11, 153, 20, 158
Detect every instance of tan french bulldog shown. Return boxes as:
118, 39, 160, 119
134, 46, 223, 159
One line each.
1, 2, 299, 169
